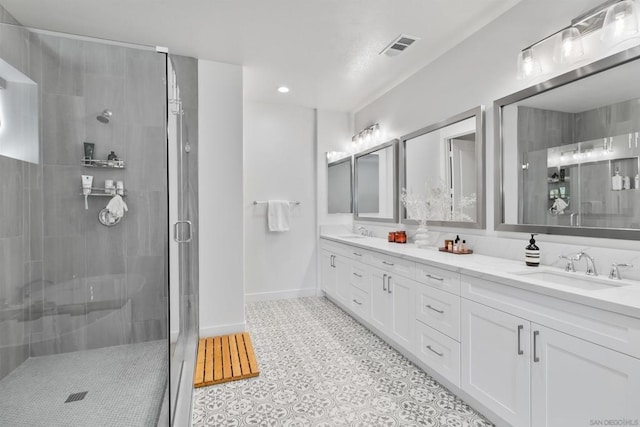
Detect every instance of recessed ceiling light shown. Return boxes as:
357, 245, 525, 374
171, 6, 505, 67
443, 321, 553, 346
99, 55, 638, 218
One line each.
277, 86, 290, 93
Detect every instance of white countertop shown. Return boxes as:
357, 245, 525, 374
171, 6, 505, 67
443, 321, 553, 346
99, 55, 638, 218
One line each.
320, 234, 640, 319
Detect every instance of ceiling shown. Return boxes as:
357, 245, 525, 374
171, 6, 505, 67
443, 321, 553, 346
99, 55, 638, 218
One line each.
1, 0, 521, 112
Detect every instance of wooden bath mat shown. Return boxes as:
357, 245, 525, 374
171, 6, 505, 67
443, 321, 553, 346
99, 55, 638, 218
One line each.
194, 332, 259, 388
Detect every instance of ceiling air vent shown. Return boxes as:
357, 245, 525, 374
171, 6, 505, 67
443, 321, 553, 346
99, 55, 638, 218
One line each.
379, 34, 420, 57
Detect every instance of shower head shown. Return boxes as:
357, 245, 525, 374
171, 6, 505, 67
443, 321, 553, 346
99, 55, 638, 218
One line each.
97, 109, 112, 124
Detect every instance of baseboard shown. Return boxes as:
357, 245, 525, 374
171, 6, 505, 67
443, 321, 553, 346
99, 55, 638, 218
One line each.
199, 322, 246, 338
245, 288, 321, 303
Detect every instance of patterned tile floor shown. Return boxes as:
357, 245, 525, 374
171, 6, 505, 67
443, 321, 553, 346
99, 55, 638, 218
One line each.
192, 297, 493, 427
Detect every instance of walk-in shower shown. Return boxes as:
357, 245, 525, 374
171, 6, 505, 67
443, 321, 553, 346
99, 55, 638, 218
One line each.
0, 5, 198, 426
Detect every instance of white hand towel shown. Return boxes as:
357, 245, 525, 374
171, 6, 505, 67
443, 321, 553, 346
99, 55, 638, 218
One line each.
268, 200, 290, 232
106, 195, 129, 219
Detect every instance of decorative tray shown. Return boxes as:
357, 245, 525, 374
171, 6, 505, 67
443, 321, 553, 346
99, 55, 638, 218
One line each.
438, 247, 473, 255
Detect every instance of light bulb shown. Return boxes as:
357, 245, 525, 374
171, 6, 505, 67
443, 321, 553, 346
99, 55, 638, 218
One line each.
553, 27, 584, 65
517, 49, 542, 80
374, 124, 381, 139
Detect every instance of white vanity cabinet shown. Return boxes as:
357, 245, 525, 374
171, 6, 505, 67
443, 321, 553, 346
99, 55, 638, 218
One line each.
369, 265, 416, 351
319, 243, 352, 304
461, 278, 640, 427
461, 299, 531, 427
531, 324, 640, 427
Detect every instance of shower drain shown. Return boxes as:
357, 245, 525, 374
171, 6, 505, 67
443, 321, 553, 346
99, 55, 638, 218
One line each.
65, 391, 88, 403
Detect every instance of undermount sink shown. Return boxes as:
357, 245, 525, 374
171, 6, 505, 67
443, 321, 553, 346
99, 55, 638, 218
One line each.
511, 269, 626, 291
336, 234, 367, 239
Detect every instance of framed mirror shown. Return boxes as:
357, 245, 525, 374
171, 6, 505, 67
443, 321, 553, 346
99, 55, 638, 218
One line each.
354, 139, 398, 222
496, 46, 640, 240
400, 106, 485, 228
327, 156, 353, 214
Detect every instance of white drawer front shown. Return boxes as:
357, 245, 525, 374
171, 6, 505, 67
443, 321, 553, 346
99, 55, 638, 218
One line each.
415, 321, 461, 387
350, 264, 369, 293
320, 239, 368, 261
365, 251, 415, 279
462, 275, 640, 359
416, 284, 461, 341
349, 285, 370, 321
415, 262, 460, 295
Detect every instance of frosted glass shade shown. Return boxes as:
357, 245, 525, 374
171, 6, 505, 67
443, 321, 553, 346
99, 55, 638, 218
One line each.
517, 49, 542, 80
601, 0, 640, 47
553, 27, 584, 64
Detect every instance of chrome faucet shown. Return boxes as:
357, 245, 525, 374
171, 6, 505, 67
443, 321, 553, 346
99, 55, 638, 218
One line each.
574, 252, 598, 276
609, 263, 633, 280
558, 255, 576, 272
357, 226, 372, 237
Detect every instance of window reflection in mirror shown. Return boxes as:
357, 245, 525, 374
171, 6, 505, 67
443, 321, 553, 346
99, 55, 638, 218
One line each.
327, 156, 353, 214
499, 52, 640, 237
0, 57, 39, 164
354, 140, 398, 223
401, 106, 485, 228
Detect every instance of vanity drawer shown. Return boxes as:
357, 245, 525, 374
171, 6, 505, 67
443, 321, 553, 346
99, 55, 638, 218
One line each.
350, 264, 369, 293
320, 239, 369, 261
416, 284, 461, 341
349, 285, 370, 321
415, 321, 461, 387
462, 275, 640, 359
415, 262, 460, 295
365, 251, 415, 279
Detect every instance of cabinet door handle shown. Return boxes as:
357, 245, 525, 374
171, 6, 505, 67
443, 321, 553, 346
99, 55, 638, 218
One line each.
353, 272, 362, 278
426, 345, 444, 357
352, 299, 362, 305
426, 273, 444, 281
330, 255, 335, 268
426, 304, 444, 314
533, 330, 540, 362
382, 274, 387, 291
517, 325, 524, 355
382, 260, 395, 266
353, 252, 363, 257
387, 276, 392, 293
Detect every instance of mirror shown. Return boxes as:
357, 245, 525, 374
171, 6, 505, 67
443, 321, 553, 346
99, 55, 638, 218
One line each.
327, 156, 353, 214
496, 46, 640, 239
354, 139, 398, 222
400, 106, 485, 228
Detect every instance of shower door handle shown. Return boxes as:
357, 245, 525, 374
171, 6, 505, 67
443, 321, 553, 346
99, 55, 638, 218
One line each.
174, 220, 193, 243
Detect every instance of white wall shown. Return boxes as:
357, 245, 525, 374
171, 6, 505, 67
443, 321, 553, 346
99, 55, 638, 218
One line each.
243, 101, 318, 301
198, 59, 245, 336
352, 0, 640, 277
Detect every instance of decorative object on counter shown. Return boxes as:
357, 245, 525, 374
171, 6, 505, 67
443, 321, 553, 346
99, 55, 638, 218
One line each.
83, 142, 95, 160
394, 231, 407, 244
444, 239, 453, 251
525, 233, 540, 267
401, 179, 477, 227
438, 247, 473, 255
439, 236, 472, 254
388, 232, 395, 242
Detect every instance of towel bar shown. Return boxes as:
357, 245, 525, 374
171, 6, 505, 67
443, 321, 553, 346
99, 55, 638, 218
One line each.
253, 200, 301, 205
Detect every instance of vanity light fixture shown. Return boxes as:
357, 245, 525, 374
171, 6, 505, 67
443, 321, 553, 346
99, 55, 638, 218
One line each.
517, 0, 640, 80
352, 123, 381, 147
277, 86, 290, 93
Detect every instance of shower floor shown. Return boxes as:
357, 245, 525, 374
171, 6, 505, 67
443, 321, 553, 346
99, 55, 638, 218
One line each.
0, 340, 167, 427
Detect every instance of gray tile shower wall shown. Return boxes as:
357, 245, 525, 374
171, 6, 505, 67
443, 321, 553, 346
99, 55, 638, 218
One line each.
32, 34, 169, 356
0, 9, 41, 381
0, 2, 169, 378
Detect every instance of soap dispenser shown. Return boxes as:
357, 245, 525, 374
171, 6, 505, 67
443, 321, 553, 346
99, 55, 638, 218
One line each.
612, 168, 623, 191
525, 234, 540, 267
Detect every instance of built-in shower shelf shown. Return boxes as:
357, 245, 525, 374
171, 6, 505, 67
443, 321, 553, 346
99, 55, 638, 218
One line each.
79, 188, 127, 197
82, 158, 126, 169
